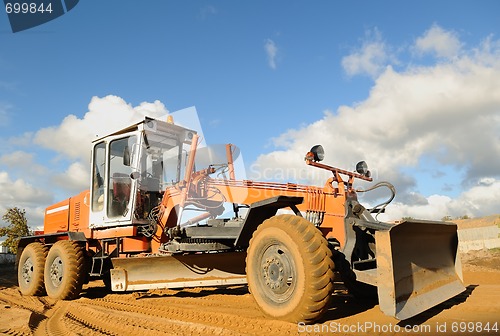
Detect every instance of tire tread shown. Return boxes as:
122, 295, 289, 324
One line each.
246, 214, 335, 323
18, 242, 47, 296
44, 240, 86, 300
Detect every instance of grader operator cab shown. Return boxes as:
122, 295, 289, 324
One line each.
17, 116, 465, 323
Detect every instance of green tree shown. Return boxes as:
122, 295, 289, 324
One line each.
0, 207, 30, 254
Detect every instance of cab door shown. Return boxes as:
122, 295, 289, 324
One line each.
89, 133, 139, 227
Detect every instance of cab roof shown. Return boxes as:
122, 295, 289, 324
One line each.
92, 116, 197, 143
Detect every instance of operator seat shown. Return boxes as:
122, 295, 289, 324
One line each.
111, 173, 131, 216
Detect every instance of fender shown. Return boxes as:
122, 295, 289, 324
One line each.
235, 195, 303, 248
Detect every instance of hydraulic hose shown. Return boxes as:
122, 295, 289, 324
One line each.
356, 181, 396, 219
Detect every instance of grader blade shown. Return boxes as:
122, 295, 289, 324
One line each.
110, 251, 247, 291
375, 220, 465, 320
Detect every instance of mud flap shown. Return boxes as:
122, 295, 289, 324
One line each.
375, 220, 465, 320
110, 251, 247, 291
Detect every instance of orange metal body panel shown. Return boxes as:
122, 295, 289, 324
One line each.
157, 177, 349, 249
92, 226, 137, 239
210, 180, 347, 244
120, 237, 151, 254
94, 236, 151, 255
44, 191, 91, 235
44, 199, 70, 233
151, 201, 177, 252
69, 190, 91, 236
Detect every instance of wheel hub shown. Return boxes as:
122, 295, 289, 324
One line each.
21, 257, 34, 284
264, 257, 285, 288
260, 244, 296, 298
49, 256, 64, 287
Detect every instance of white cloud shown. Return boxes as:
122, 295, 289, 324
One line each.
0, 172, 52, 206
252, 28, 500, 220
7, 132, 33, 147
0, 153, 51, 222
52, 162, 89, 194
199, 5, 217, 19
264, 39, 278, 70
1, 150, 33, 166
389, 179, 500, 220
0, 103, 11, 126
342, 28, 394, 78
33, 95, 169, 161
0, 151, 48, 176
134, 100, 169, 117
414, 24, 462, 58
458, 179, 500, 216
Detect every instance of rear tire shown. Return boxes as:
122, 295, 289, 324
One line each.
18, 242, 47, 296
44, 240, 86, 300
246, 214, 334, 323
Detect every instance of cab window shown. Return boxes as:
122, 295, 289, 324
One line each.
107, 136, 137, 218
92, 142, 106, 212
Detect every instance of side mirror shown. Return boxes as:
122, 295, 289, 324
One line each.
123, 145, 131, 166
309, 145, 325, 162
130, 171, 141, 180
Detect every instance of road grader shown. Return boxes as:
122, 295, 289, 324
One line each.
16, 116, 465, 323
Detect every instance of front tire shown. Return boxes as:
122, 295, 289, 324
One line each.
44, 240, 85, 300
18, 242, 47, 296
246, 214, 334, 323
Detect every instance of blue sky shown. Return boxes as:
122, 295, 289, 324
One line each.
1, 1, 499, 228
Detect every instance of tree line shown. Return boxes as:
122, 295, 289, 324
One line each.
0, 207, 30, 254
401, 215, 472, 221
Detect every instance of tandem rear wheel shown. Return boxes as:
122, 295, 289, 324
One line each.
44, 240, 86, 300
246, 214, 335, 323
18, 242, 47, 296
18, 240, 86, 300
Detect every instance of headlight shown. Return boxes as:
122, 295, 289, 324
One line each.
356, 161, 371, 177
309, 145, 325, 162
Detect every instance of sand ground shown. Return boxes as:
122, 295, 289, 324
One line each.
0, 249, 499, 336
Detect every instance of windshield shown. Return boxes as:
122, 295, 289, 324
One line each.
131, 131, 186, 221
139, 131, 186, 191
